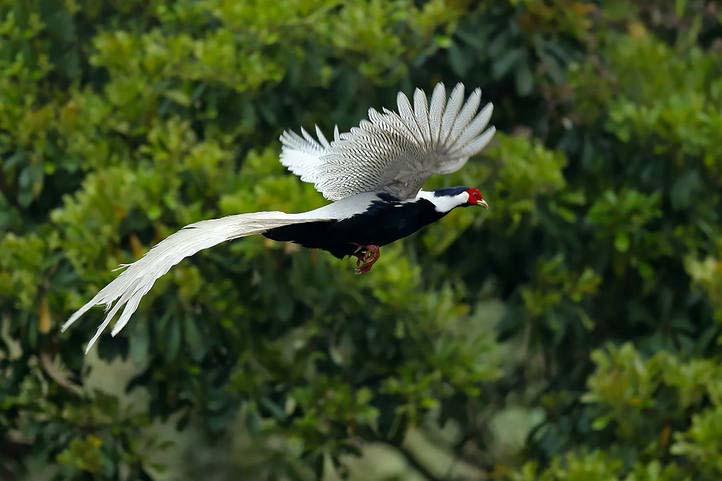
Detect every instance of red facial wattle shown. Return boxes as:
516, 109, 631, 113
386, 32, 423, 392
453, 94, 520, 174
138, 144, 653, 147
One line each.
466, 188, 487, 207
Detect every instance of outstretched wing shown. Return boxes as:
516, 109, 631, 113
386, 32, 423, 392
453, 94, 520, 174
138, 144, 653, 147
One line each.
279, 83, 495, 201
62, 211, 333, 353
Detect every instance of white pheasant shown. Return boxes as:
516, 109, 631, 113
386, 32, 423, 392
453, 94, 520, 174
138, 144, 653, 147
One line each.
63, 83, 495, 352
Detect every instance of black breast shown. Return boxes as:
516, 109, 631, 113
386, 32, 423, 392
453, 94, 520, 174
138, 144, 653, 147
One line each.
263, 196, 446, 258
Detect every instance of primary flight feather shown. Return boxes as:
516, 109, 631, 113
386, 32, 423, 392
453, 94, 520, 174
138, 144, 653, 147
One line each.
63, 82, 495, 352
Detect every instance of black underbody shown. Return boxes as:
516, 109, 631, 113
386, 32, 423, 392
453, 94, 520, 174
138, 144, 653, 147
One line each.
263, 194, 452, 258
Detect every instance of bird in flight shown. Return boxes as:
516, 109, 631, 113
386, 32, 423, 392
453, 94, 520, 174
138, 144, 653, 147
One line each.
63, 83, 495, 352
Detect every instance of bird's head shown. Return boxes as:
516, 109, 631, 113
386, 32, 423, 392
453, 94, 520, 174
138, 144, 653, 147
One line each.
419, 187, 489, 213
465, 188, 488, 209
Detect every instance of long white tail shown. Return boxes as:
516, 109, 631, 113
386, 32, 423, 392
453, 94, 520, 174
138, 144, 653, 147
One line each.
63, 211, 330, 353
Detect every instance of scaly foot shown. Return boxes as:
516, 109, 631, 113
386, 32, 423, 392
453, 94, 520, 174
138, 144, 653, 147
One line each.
352, 244, 381, 274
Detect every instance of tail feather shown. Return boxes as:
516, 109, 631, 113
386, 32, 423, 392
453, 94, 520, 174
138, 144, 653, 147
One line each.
63, 211, 331, 353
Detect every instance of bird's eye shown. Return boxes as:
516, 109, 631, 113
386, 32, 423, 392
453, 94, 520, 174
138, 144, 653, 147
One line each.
466, 188, 482, 203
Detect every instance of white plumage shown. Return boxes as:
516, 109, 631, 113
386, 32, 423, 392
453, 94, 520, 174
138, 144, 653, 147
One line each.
279, 83, 495, 200
62, 211, 334, 353
65, 82, 495, 352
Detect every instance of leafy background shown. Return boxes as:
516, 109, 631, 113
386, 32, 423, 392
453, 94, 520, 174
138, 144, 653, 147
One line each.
1, 0, 722, 480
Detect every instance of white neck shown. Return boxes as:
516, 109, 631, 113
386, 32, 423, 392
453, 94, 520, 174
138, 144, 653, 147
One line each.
415, 190, 469, 213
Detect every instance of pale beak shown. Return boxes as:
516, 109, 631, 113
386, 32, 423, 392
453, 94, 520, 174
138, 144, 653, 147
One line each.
477, 199, 489, 208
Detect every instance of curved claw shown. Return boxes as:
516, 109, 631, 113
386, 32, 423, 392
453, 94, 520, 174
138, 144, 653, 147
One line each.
352, 245, 381, 274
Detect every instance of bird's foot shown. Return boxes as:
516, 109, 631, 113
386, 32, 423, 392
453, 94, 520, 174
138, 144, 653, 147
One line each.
352, 245, 381, 274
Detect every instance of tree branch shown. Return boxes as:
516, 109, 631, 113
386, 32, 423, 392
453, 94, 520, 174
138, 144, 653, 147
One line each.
386, 441, 447, 481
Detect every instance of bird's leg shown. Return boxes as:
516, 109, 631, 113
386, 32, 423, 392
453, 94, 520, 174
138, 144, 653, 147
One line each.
352, 244, 381, 274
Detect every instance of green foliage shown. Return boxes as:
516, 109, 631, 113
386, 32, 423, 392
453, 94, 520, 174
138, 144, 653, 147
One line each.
1, 0, 722, 480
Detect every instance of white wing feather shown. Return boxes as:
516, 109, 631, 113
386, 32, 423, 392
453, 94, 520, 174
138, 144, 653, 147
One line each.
63, 211, 332, 353
279, 82, 495, 201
